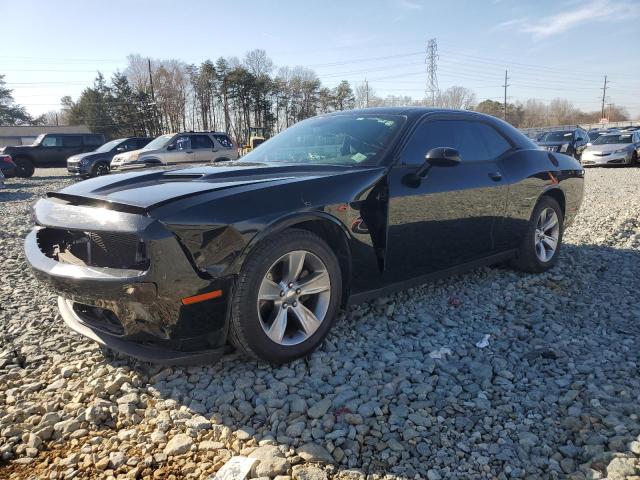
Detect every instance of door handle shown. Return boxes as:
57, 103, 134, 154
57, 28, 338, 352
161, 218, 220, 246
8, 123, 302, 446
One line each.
488, 172, 502, 181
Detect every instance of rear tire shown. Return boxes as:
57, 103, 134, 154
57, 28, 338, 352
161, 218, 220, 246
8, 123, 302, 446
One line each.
229, 228, 342, 363
14, 157, 35, 178
511, 196, 564, 273
631, 151, 638, 167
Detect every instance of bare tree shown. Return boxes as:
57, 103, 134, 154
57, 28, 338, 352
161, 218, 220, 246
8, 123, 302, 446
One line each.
243, 49, 274, 77
437, 86, 477, 110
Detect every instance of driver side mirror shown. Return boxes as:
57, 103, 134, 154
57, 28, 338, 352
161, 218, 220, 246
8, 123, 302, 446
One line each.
403, 147, 460, 187
416, 147, 461, 176
167, 144, 176, 151
116, 146, 125, 152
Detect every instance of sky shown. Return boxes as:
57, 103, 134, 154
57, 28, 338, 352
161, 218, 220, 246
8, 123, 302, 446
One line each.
2, 0, 639, 119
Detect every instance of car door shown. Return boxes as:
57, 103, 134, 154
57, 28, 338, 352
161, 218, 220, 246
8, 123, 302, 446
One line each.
37, 135, 64, 165
165, 135, 191, 164
574, 130, 588, 157
189, 134, 215, 162
60, 135, 84, 164
383, 115, 511, 284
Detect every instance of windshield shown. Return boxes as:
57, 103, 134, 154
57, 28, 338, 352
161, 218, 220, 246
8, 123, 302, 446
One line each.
593, 134, 633, 145
94, 139, 124, 153
588, 132, 602, 141
540, 131, 573, 142
142, 134, 173, 151
241, 114, 404, 166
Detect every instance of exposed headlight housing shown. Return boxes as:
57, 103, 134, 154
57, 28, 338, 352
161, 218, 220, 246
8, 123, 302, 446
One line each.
613, 147, 628, 154
559, 143, 570, 153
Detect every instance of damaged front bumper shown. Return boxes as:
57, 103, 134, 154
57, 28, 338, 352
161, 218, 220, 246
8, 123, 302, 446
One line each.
25, 198, 234, 364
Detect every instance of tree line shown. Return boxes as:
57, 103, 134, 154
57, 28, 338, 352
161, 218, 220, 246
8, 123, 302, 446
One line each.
1, 49, 632, 142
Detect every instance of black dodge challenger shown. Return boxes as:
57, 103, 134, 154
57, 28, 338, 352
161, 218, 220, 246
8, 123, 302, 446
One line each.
25, 108, 584, 364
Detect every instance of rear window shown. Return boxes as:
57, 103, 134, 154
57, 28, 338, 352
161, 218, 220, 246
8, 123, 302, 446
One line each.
213, 134, 234, 149
137, 138, 152, 149
62, 136, 83, 147
84, 135, 104, 146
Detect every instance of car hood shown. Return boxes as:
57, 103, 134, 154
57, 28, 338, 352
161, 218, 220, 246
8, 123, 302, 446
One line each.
585, 143, 631, 153
47, 162, 384, 213
68, 152, 106, 162
0, 144, 34, 152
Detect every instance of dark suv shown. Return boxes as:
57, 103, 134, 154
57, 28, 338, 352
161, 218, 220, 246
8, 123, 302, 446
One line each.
67, 137, 152, 178
0, 133, 106, 177
536, 128, 590, 159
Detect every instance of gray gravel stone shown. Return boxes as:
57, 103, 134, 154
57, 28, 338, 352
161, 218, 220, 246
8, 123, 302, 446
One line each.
2, 168, 640, 479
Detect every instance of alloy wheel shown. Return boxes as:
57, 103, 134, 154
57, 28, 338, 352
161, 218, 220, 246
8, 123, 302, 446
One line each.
257, 250, 331, 346
95, 164, 109, 176
534, 207, 560, 262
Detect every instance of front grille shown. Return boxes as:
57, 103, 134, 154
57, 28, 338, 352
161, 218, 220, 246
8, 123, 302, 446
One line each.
37, 228, 148, 270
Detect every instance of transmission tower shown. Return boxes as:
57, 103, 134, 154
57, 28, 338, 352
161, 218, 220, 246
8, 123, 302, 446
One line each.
426, 38, 439, 107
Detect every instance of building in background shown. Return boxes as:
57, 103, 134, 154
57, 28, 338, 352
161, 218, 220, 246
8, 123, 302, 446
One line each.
0, 125, 92, 148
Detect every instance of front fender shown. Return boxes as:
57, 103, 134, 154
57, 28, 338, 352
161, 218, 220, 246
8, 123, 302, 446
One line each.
233, 210, 353, 273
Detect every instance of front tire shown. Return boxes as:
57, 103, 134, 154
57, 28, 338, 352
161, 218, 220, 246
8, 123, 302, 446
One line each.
229, 229, 342, 363
92, 163, 110, 177
14, 157, 35, 178
511, 196, 564, 273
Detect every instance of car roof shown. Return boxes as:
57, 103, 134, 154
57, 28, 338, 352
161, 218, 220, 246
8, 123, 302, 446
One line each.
44, 132, 103, 136
322, 107, 519, 126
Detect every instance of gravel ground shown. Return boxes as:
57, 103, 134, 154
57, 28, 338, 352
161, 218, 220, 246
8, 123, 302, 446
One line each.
1, 167, 639, 480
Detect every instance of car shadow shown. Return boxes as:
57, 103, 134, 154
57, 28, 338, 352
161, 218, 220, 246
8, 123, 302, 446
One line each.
95, 242, 640, 478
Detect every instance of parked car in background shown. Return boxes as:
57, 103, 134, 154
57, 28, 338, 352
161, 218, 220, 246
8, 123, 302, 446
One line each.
0, 133, 106, 177
26, 108, 584, 364
0, 154, 18, 178
536, 128, 590, 159
581, 132, 640, 167
67, 137, 152, 178
110, 132, 238, 171
587, 130, 608, 143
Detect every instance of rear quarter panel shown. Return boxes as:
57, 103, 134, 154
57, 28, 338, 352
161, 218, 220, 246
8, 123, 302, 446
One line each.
496, 148, 583, 250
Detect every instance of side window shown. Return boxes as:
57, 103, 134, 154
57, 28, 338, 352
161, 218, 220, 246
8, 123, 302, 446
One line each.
84, 135, 103, 147
475, 123, 512, 158
213, 134, 234, 149
190, 135, 214, 149
174, 136, 191, 150
62, 135, 83, 147
121, 139, 139, 151
41, 135, 62, 147
401, 119, 492, 165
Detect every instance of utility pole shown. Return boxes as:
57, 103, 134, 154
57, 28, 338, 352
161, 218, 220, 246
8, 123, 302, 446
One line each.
364, 78, 369, 108
426, 38, 439, 107
148, 58, 158, 134
55, 113, 59, 126
600, 75, 608, 120
502, 70, 510, 121
607, 102, 613, 121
